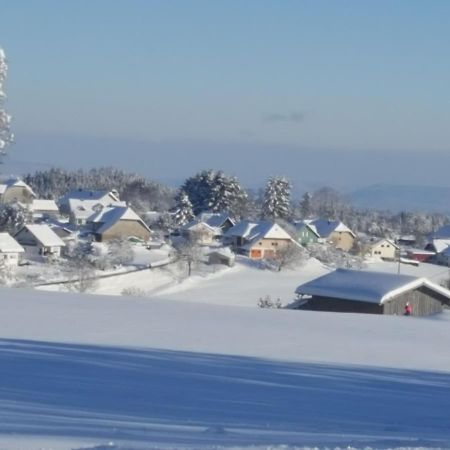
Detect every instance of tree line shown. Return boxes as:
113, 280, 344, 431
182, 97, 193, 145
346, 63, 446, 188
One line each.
19, 167, 450, 241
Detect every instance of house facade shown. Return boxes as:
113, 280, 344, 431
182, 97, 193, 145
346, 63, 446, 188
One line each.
0, 179, 36, 205
295, 222, 320, 246
307, 219, 356, 251
368, 239, 399, 260
15, 224, 65, 257
88, 206, 151, 242
225, 220, 296, 259
0, 233, 25, 266
181, 221, 220, 245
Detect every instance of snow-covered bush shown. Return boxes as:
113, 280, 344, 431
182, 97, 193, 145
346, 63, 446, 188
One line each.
121, 287, 147, 297
274, 242, 309, 272
257, 295, 282, 309
308, 243, 366, 270
0, 203, 27, 234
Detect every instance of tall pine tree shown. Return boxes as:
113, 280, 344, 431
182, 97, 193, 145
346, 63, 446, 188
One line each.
173, 190, 194, 226
262, 176, 292, 220
181, 170, 247, 218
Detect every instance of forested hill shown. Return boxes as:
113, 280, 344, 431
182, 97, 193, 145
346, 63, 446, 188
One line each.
24, 167, 175, 212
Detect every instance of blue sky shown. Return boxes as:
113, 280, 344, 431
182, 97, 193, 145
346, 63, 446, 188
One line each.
1, 1, 449, 190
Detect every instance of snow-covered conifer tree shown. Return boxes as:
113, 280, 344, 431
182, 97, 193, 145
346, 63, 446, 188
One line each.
173, 190, 194, 226
0, 48, 13, 160
181, 170, 248, 217
299, 192, 312, 219
208, 171, 248, 217
262, 176, 292, 220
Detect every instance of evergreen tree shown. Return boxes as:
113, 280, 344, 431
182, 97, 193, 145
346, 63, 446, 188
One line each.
181, 170, 248, 217
173, 190, 194, 226
299, 192, 312, 219
0, 48, 13, 160
262, 176, 292, 220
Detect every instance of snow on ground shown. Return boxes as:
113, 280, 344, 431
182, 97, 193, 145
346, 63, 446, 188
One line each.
151, 257, 329, 307
2, 285, 450, 449
4, 254, 450, 449
366, 258, 450, 284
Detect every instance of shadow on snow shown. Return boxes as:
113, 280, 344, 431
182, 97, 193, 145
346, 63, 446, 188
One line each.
1, 338, 450, 448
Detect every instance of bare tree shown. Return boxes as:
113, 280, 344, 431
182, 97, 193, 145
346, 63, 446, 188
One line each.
65, 241, 98, 292
176, 232, 203, 277
66, 259, 98, 293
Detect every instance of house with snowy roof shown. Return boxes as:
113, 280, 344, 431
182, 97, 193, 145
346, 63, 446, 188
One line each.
367, 238, 399, 260
181, 220, 221, 245
306, 219, 356, 251
294, 221, 320, 246
0, 178, 36, 205
59, 189, 123, 220
0, 232, 24, 266
66, 197, 127, 227
87, 205, 151, 242
429, 225, 450, 240
295, 268, 450, 316
425, 238, 450, 255
225, 220, 297, 259
28, 199, 60, 220
14, 224, 66, 257
196, 212, 235, 233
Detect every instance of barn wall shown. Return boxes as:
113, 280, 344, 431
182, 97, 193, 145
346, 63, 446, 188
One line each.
300, 296, 383, 314
383, 287, 444, 316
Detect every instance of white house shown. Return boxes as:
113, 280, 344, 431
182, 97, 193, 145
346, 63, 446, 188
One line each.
0, 232, 25, 266
181, 220, 222, 245
15, 224, 66, 257
0, 178, 36, 205
368, 238, 399, 260
225, 220, 297, 259
306, 219, 356, 251
29, 199, 60, 220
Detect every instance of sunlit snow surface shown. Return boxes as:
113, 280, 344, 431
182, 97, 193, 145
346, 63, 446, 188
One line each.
2, 258, 450, 449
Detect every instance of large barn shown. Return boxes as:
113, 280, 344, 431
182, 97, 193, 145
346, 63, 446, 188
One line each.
295, 268, 450, 316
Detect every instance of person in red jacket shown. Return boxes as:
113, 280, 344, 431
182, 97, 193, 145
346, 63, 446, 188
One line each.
404, 302, 412, 316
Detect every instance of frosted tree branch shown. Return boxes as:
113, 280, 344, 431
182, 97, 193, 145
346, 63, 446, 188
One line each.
0, 47, 13, 158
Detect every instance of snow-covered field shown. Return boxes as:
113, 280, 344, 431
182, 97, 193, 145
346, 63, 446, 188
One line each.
2, 258, 450, 449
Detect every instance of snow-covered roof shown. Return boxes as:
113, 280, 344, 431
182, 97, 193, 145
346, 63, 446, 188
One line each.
0, 233, 24, 253
68, 198, 127, 220
431, 225, 450, 240
20, 224, 66, 247
226, 220, 294, 247
207, 247, 235, 259
182, 219, 222, 235
295, 221, 321, 238
30, 199, 59, 212
307, 219, 356, 239
398, 235, 416, 242
61, 189, 120, 203
295, 268, 450, 305
197, 212, 235, 229
89, 206, 150, 235
406, 248, 435, 255
369, 238, 399, 250
428, 239, 450, 254
0, 178, 36, 197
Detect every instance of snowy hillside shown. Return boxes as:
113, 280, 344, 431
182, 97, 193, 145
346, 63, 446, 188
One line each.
2, 280, 450, 449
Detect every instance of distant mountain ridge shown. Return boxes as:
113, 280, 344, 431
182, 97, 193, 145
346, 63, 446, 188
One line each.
348, 184, 450, 213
